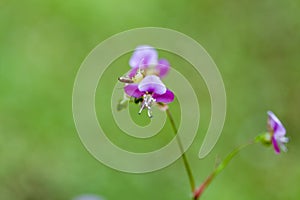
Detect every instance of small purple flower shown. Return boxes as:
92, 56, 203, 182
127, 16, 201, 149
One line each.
118, 45, 174, 116
72, 194, 105, 200
124, 75, 174, 117
127, 45, 170, 78
267, 111, 289, 154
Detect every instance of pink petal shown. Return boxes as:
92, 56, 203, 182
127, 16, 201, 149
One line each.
267, 111, 286, 137
153, 89, 174, 103
138, 75, 166, 95
128, 67, 138, 78
124, 84, 143, 98
156, 59, 170, 78
129, 45, 158, 68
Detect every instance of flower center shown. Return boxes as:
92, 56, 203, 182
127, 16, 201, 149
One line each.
132, 69, 145, 83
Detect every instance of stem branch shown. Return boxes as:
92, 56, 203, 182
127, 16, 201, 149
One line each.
193, 140, 257, 199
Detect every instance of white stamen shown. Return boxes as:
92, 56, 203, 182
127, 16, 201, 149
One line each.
139, 94, 156, 118
138, 103, 145, 115
147, 109, 153, 118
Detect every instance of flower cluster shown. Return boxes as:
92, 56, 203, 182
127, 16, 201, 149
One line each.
118, 45, 174, 118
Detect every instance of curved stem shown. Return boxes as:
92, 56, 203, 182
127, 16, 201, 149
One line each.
193, 140, 257, 199
166, 108, 196, 192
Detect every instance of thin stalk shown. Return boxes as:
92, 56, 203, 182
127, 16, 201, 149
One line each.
193, 140, 257, 199
166, 108, 196, 192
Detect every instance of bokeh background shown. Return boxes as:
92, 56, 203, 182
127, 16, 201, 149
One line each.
1, 0, 299, 199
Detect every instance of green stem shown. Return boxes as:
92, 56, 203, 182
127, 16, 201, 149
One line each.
193, 140, 258, 199
166, 108, 196, 192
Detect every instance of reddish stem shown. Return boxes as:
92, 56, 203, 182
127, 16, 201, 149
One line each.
193, 173, 215, 200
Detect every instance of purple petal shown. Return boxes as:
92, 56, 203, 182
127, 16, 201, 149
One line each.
138, 75, 166, 95
267, 111, 286, 137
124, 84, 143, 98
156, 59, 170, 78
128, 67, 138, 78
153, 89, 174, 103
129, 45, 158, 68
272, 136, 281, 154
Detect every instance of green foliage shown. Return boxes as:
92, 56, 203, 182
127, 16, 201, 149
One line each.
0, 0, 299, 199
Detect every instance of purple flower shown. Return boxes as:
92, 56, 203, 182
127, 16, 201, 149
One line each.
117, 45, 174, 116
128, 45, 170, 78
267, 111, 289, 154
72, 194, 105, 200
124, 75, 174, 117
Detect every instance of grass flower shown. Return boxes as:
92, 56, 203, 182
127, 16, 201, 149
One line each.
256, 111, 289, 154
118, 45, 173, 117
267, 111, 289, 153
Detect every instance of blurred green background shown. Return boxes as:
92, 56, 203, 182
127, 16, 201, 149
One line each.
1, 0, 299, 199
